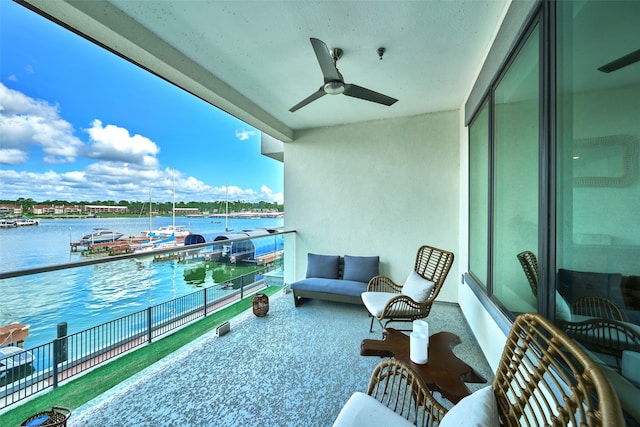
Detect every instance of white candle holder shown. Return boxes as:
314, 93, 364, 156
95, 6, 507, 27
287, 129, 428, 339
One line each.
413, 319, 429, 337
410, 332, 428, 364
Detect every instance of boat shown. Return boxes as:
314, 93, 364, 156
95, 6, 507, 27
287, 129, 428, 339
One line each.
134, 233, 177, 253
0, 219, 17, 228
0, 346, 34, 380
81, 228, 125, 243
150, 225, 190, 238
147, 172, 191, 239
14, 217, 39, 226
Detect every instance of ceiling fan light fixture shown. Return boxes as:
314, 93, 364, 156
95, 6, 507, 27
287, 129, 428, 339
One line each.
324, 81, 345, 95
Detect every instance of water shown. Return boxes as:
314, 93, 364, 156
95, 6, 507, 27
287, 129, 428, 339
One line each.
0, 216, 283, 348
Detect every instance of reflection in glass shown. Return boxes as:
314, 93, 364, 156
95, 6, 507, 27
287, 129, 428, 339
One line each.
557, 1, 640, 422
469, 103, 490, 286
492, 25, 540, 314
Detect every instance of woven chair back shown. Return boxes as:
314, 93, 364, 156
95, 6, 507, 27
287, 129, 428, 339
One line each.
569, 295, 626, 321
414, 245, 454, 301
517, 250, 538, 295
367, 358, 446, 427
493, 312, 624, 426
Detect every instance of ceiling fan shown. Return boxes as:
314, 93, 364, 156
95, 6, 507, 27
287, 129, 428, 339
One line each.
598, 48, 640, 73
289, 38, 398, 112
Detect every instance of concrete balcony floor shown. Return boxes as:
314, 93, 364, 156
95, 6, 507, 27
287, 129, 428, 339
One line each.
69, 291, 494, 426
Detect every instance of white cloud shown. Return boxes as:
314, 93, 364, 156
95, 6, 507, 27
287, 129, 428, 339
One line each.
259, 185, 283, 204
0, 148, 28, 165
0, 83, 84, 164
0, 166, 281, 203
85, 119, 160, 167
235, 128, 257, 141
0, 84, 281, 204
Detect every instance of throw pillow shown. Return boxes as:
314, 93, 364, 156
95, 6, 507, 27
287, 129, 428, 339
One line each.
343, 255, 380, 283
402, 271, 435, 302
440, 386, 499, 427
555, 291, 572, 323
306, 253, 340, 279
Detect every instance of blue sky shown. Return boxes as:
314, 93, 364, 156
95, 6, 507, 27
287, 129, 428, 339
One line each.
0, 1, 283, 204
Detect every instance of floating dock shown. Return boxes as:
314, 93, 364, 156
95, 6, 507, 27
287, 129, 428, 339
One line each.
0, 323, 29, 347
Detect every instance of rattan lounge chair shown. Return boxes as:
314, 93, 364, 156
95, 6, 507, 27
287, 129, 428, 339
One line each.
570, 295, 627, 321
333, 358, 444, 427
335, 312, 624, 426
517, 250, 538, 295
561, 317, 640, 368
361, 245, 454, 332
516, 251, 626, 322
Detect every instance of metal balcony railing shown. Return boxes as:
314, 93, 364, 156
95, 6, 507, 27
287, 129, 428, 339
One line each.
0, 230, 293, 410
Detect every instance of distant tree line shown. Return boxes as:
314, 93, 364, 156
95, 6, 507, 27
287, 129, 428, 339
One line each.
2, 198, 283, 215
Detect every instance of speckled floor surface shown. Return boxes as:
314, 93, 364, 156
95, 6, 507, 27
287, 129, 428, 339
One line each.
69, 291, 493, 426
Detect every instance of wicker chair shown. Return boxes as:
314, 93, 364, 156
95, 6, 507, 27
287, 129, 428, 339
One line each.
517, 250, 538, 295
333, 358, 445, 427
516, 251, 626, 322
362, 245, 454, 332
397, 313, 624, 426
570, 295, 627, 322
561, 317, 640, 368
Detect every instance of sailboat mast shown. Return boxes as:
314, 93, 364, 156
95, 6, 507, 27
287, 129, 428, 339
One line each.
149, 188, 152, 233
172, 170, 176, 229
225, 184, 229, 231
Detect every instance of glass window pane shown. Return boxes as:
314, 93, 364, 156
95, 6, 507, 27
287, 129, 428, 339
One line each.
492, 26, 540, 314
469, 103, 490, 286
556, 0, 640, 397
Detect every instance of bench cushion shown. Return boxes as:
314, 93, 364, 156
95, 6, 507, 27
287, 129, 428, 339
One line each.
291, 278, 367, 298
306, 253, 340, 279
343, 255, 379, 283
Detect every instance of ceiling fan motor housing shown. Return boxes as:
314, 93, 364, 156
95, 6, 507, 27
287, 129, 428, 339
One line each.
324, 81, 345, 94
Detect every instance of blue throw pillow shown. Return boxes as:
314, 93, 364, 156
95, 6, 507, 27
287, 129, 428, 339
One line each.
343, 255, 379, 283
306, 253, 340, 279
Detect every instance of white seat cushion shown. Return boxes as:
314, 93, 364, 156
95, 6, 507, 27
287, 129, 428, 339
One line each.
361, 292, 398, 317
332, 392, 416, 427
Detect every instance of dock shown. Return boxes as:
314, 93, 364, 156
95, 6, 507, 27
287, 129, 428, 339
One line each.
70, 235, 187, 256
0, 323, 29, 347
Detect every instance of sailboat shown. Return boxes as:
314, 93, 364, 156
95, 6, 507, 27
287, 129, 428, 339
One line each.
225, 184, 234, 232
151, 171, 191, 238
134, 172, 188, 254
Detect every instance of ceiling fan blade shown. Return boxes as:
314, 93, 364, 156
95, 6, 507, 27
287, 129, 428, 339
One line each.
289, 87, 327, 112
310, 38, 342, 82
343, 84, 398, 106
598, 49, 640, 73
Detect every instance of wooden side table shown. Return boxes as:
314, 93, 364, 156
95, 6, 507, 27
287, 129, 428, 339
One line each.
361, 328, 487, 403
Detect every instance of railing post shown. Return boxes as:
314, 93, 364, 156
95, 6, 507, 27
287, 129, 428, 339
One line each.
147, 307, 153, 343
52, 321, 67, 388
56, 322, 68, 362
52, 340, 59, 388
203, 288, 208, 316
240, 274, 244, 300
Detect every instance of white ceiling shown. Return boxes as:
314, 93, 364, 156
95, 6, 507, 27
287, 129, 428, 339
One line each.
23, 0, 509, 141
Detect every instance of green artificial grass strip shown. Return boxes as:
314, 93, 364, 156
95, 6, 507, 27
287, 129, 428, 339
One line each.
0, 287, 281, 426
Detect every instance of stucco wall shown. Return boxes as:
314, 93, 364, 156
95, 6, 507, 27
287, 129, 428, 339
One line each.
284, 111, 461, 302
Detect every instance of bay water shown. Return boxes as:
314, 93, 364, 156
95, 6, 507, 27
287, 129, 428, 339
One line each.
0, 216, 283, 349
